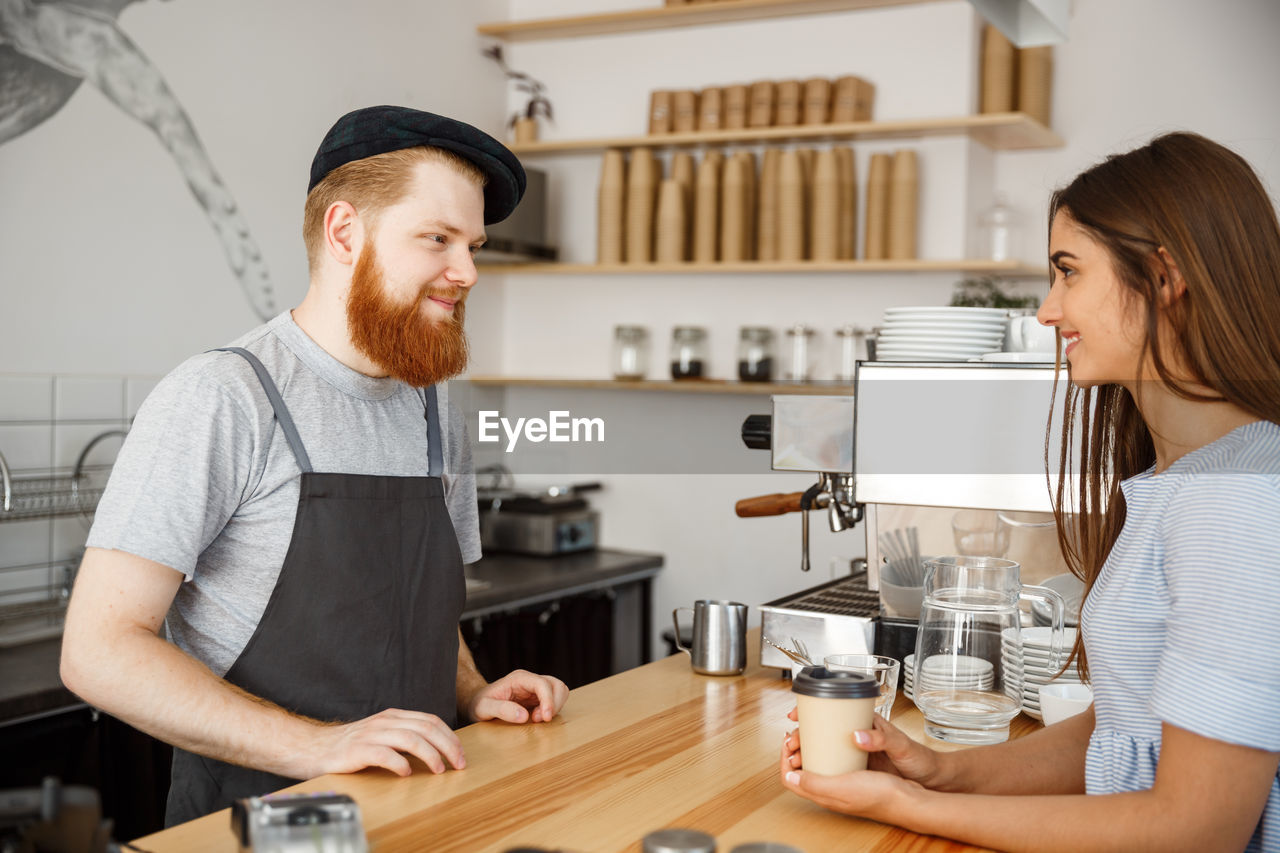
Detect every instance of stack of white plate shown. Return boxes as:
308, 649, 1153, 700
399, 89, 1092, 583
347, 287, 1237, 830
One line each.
876, 307, 1008, 361
1002, 626, 1082, 720
903, 653, 915, 700
917, 654, 995, 692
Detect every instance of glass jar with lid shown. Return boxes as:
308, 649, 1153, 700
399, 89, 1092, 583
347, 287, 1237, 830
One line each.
670, 326, 709, 379
784, 323, 818, 382
737, 326, 775, 382
833, 325, 868, 382
612, 325, 650, 380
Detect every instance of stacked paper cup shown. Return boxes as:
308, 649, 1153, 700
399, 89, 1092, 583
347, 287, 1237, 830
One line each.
777, 148, 808, 261
809, 148, 841, 261
887, 149, 918, 260
625, 148, 660, 263
693, 150, 723, 262
863, 152, 891, 261
670, 152, 696, 261
655, 178, 687, 263
597, 149, 627, 264
720, 153, 749, 262
835, 147, 856, 260
756, 149, 782, 262
980, 24, 1016, 113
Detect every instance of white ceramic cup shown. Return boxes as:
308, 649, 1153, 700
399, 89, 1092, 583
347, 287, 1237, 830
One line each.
792, 666, 879, 775
1038, 683, 1093, 725
1006, 314, 1058, 353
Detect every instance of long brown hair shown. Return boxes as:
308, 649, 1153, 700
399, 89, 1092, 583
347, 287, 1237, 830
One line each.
1047, 132, 1280, 678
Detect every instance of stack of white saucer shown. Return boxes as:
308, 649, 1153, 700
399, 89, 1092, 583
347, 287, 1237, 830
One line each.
876, 307, 1008, 361
904, 653, 995, 703
1001, 626, 1082, 720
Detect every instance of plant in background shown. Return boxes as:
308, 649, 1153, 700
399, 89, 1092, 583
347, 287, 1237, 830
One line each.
482, 44, 553, 128
950, 276, 1040, 309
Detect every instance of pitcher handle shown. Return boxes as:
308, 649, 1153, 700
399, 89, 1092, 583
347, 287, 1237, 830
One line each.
672, 607, 694, 655
1020, 584, 1067, 670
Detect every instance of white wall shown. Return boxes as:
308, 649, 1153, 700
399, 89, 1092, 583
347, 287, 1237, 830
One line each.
0, 0, 509, 376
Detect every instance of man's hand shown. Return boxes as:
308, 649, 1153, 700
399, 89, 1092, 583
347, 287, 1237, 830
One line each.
464, 669, 569, 725
302, 708, 466, 778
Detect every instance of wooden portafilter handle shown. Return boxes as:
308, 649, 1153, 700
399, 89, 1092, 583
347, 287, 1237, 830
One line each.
735, 492, 805, 517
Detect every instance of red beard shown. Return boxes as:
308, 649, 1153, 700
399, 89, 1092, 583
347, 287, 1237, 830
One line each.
346, 242, 470, 387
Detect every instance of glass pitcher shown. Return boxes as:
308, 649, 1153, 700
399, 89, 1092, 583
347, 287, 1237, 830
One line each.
913, 555, 1065, 744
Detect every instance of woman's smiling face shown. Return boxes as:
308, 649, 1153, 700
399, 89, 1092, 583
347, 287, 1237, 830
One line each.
1037, 212, 1151, 389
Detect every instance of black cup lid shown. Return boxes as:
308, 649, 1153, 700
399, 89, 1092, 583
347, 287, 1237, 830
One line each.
790, 666, 879, 699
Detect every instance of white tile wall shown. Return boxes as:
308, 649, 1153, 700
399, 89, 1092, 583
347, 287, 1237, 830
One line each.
126, 377, 160, 419
0, 424, 52, 470
0, 519, 52, 570
0, 372, 154, 609
0, 376, 53, 422
53, 423, 128, 469
54, 377, 126, 421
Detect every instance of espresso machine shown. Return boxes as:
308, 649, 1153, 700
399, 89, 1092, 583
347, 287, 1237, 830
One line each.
740, 360, 1074, 670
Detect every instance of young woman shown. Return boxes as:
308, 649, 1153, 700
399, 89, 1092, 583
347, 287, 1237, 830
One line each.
780, 132, 1280, 852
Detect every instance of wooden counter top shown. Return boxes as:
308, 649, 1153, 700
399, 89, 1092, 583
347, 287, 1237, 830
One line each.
134, 633, 1040, 852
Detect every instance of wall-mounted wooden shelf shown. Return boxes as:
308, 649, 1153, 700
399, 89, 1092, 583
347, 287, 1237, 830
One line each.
509, 113, 1061, 155
466, 376, 856, 396
478, 0, 940, 42
477, 259, 1048, 277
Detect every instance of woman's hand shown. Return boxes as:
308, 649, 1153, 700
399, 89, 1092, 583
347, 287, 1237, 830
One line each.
783, 706, 946, 787
779, 721, 927, 821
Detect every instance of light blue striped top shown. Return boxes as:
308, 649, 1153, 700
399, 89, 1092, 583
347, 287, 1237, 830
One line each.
1082, 419, 1280, 852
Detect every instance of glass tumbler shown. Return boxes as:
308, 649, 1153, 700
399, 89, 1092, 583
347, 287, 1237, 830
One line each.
612, 325, 649, 380
824, 653, 901, 720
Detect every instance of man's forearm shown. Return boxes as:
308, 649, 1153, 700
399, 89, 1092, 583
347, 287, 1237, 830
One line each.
455, 628, 488, 723
62, 624, 325, 779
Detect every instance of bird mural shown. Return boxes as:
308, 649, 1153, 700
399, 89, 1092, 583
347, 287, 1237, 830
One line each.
1, 0, 276, 319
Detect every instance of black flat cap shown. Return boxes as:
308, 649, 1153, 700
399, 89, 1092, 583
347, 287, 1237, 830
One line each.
308, 105, 526, 224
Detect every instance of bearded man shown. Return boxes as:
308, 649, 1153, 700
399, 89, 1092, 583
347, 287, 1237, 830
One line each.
59, 106, 569, 826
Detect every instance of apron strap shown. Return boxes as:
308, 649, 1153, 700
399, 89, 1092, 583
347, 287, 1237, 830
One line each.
211, 347, 314, 474
423, 384, 443, 479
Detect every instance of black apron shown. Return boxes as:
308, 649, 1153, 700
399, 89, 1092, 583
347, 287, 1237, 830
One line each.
165, 347, 466, 825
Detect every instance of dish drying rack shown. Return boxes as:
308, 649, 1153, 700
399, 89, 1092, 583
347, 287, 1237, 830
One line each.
0, 429, 126, 522
0, 558, 78, 648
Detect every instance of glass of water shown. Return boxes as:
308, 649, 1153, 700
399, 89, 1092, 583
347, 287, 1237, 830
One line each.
823, 654, 901, 721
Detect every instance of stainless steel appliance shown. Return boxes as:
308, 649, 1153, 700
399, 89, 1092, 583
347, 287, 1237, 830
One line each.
477, 483, 600, 556
741, 361, 1075, 670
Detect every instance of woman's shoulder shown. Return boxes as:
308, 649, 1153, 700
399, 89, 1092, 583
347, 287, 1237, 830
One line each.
1176, 419, 1280, 477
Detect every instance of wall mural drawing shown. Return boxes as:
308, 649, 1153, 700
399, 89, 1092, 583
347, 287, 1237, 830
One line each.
0, 0, 276, 319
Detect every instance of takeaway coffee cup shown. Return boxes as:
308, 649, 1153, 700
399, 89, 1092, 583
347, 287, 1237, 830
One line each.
673, 600, 748, 675
791, 666, 879, 774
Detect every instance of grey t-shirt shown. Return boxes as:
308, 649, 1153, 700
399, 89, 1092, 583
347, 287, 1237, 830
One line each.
87, 311, 481, 677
